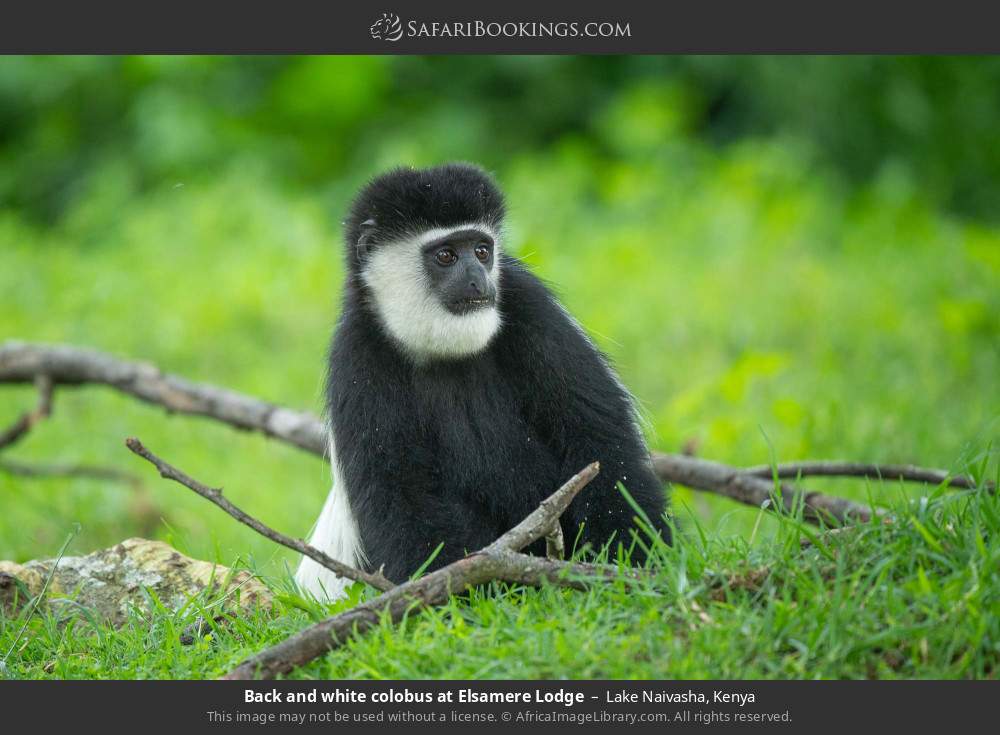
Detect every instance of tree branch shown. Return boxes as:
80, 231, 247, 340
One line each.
119, 440, 639, 680
651, 453, 872, 524
742, 460, 989, 491
0, 459, 143, 487
0, 341, 324, 455
486, 462, 599, 553
222, 463, 653, 681
5, 341, 977, 526
124, 437, 393, 592
224, 546, 660, 680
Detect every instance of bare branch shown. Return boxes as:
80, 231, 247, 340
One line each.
223, 464, 659, 681
124, 437, 392, 592
0, 342, 325, 455
114, 444, 626, 680
0, 459, 142, 487
487, 461, 599, 553
742, 460, 990, 491
0, 374, 53, 450
651, 453, 872, 524
2, 342, 975, 524
224, 551, 636, 680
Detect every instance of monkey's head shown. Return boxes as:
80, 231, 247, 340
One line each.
344, 163, 507, 362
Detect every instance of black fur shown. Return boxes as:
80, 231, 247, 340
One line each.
328, 163, 670, 583
344, 162, 506, 272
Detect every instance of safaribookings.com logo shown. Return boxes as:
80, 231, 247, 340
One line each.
369, 13, 631, 42
370, 13, 404, 41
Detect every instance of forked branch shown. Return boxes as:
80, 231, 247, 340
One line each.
222, 461, 656, 680
651, 454, 873, 524
123, 441, 652, 679
125, 437, 393, 592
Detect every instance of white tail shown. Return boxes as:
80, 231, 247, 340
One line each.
294, 433, 365, 600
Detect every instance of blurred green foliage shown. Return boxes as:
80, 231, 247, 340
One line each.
3, 57, 1000, 222
0, 56, 997, 575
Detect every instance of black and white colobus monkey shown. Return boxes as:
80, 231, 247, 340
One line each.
296, 163, 670, 599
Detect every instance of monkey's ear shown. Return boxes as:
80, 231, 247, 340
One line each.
356, 219, 377, 260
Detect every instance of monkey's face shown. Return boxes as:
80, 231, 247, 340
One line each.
346, 164, 507, 361
421, 227, 497, 315
359, 223, 503, 362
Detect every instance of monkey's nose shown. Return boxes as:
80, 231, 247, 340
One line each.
462, 267, 488, 297
451, 269, 493, 311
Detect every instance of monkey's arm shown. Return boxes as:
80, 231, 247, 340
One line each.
496, 259, 670, 558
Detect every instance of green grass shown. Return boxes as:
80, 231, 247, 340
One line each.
1, 76, 998, 678
4, 476, 999, 679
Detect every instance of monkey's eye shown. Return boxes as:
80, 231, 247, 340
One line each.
474, 244, 491, 262
435, 249, 458, 266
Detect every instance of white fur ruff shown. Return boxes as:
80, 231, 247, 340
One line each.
295, 433, 365, 601
360, 224, 503, 361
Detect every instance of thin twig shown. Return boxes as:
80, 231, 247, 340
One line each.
0, 459, 143, 487
742, 460, 990, 491
124, 437, 393, 592
0, 374, 53, 450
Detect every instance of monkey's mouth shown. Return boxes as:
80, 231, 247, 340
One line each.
448, 296, 495, 314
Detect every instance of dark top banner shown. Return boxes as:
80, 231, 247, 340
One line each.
2, 0, 999, 53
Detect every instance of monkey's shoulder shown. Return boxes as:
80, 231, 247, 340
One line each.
493, 259, 610, 371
